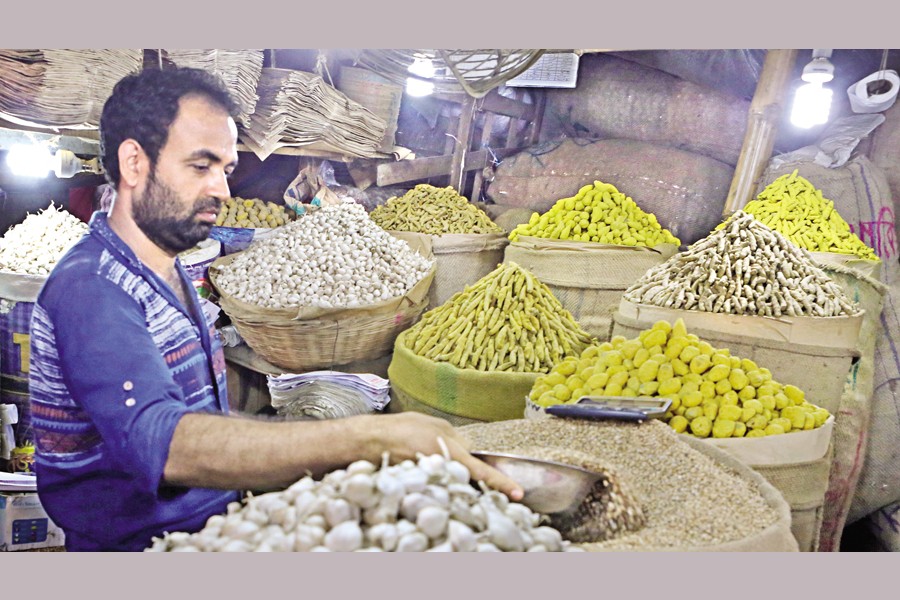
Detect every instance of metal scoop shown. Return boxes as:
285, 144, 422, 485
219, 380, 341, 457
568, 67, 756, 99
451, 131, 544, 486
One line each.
472, 451, 604, 518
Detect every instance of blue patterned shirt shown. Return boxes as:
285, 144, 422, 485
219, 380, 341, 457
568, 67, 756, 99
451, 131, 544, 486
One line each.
29, 212, 238, 551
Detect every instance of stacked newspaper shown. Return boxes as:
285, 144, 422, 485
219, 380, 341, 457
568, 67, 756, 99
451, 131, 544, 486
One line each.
161, 49, 264, 129
0, 49, 143, 129
241, 68, 387, 160
267, 371, 391, 420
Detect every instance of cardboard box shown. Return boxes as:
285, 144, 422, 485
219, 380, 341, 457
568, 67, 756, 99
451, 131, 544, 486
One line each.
0, 492, 65, 551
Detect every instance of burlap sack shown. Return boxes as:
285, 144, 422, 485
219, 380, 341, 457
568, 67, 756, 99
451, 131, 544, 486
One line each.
867, 99, 900, 246
505, 238, 678, 342
756, 156, 898, 548
540, 53, 750, 166
611, 302, 862, 414
387, 331, 538, 423
386, 231, 508, 310
484, 137, 734, 246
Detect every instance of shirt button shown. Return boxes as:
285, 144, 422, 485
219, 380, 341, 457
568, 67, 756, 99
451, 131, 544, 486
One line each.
125, 398, 136, 407
123, 381, 134, 391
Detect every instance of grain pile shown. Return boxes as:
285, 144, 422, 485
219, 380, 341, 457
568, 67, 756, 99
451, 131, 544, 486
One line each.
459, 418, 781, 550
494, 445, 646, 543
623, 211, 860, 317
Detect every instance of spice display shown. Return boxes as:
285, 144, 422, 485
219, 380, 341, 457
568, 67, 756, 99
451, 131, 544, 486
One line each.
528, 318, 832, 438
744, 170, 878, 260
623, 211, 860, 317
459, 418, 781, 550
0, 204, 88, 275
401, 261, 596, 372
146, 447, 584, 552
215, 196, 295, 228
213, 202, 433, 309
507, 180, 680, 246
369, 184, 503, 235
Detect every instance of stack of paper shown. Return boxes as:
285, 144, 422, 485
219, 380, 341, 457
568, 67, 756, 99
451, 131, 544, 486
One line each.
0, 49, 143, 129
241, 68, 387, 160
161, 49, 264, 129
267, 371, 391, 420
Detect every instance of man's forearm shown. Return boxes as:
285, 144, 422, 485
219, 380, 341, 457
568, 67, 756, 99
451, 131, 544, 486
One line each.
163, 412, 379, 491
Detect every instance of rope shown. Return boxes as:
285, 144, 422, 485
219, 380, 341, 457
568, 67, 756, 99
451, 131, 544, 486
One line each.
315, 50, 334, 87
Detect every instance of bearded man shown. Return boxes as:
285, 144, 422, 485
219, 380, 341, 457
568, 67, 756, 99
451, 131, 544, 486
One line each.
27, 67, 520, 552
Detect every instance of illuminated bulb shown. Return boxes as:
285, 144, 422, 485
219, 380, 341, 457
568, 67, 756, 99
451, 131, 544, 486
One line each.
4, 145, 102, 178
406, 56, 435, 97
6, 143, 54, 178
790, 82, 833, 128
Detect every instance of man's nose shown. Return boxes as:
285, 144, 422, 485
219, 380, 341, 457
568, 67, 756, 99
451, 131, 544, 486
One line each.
209, 169, 231, 201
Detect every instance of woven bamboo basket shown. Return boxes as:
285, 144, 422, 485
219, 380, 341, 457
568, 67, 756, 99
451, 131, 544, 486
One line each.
209, 251, 435, 372
227, 299, 429, 372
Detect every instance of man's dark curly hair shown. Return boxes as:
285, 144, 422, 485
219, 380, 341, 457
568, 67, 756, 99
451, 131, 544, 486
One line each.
99, 67, 239, 188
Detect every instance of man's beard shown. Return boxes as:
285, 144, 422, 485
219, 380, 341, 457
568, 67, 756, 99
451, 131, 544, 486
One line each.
132, 169, 219, 254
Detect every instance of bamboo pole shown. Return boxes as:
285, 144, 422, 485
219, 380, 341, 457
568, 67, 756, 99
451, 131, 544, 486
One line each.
722, 49, 798, 216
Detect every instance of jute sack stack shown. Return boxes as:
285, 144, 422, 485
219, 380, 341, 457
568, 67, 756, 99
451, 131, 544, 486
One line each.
485, 138, 734, 246
504, 238, 677, 342
539, 53, 750, 166
209, 242, 435, 374
755, 156, 895, 550
387, 231, 508, 310
387, 330, 538, 426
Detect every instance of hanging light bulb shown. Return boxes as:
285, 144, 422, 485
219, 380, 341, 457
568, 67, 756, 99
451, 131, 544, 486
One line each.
406, 56, 436, 97
5, 143, 102, 178
790, 49, 835, 129
5, 143, 54, 178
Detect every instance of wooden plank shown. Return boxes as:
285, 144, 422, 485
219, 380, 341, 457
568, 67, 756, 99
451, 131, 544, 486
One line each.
375, 145, 530, 187
723, 49, 798, 216
480, 88, 536, 120
525, 90, 548, 146
449, 95, 477, 191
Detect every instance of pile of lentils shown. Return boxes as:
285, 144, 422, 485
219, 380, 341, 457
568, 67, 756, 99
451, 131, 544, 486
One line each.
623, 210, 860, 318
459, 418, 781, 550
213, 202, 434, 309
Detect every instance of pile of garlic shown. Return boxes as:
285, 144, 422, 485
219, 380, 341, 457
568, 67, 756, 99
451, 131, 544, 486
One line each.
146, 449, 583, 552
0, 204, 89, 276
213, 202, 434, 309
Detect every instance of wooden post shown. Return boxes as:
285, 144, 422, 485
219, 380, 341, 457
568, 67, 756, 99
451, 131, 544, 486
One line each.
722, 49, 798, 216
449, 95, 477, 192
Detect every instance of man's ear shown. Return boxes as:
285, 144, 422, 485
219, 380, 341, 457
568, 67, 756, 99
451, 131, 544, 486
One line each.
117, 139, 148, 188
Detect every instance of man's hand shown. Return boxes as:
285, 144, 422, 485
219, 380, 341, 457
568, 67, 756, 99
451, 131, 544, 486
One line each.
356, 412, 524, 502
